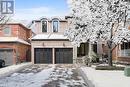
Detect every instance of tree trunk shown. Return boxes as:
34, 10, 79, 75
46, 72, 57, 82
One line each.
108, 48, 113, 66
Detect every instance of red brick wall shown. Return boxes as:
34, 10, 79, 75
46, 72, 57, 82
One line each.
0, 43, 31, 64
0, 24, 32, 64
0, 25, 19, 37
0, 24, 32, 40
112, 47, 117, 61
128, 26, 130, 30
17, 43, 31, 61
118, 57, 130, 62
18, 25, 27, 40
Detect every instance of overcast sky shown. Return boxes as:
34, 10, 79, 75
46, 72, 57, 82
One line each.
13, 0, 69, 20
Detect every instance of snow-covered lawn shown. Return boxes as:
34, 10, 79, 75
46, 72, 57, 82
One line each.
81, 67, 130, 87
0, 65, 87, 87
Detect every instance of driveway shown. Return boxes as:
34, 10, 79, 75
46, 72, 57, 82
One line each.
0, 65, 88, 87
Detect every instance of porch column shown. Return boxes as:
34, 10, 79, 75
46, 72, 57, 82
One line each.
97, 40, 103, 57
52, 48, 55, 64
73, 46, 77, 64
31, 44, 34, 64
88, 42, 92, 61
118, 45, 121, 57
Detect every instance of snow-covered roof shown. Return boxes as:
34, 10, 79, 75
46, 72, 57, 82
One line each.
31, 34, 69, 40
0, 37, 30, 45
7, 19, 31, 28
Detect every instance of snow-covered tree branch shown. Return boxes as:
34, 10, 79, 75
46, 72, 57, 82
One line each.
65, 0, 130, 66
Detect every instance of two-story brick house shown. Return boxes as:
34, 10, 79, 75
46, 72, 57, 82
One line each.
0, 23, 32, 65
31, 17, 77, 64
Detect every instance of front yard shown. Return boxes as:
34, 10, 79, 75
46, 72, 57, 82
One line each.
81, 66, 130, 87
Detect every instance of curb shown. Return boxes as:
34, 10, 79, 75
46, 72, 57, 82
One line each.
78, 68, 95, 87
0, 63, 32, 79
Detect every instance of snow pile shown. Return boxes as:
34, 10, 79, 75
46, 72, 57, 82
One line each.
81, 67, 130, 87
0, 63, 32, 78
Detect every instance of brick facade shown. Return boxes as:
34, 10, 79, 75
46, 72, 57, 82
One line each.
0, 24, 31, 65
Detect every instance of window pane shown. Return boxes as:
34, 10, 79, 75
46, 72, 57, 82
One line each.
3, 26, 11, 36
53, 21, 58, 32
120, 42, 130, 57
42, 21, 47, 32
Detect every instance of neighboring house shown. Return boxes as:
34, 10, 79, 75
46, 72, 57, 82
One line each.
31, 17, 77, 64
112, 20, 130, 63
65, 16, 130, 64
0, 23, 32, 66
88, 21, 130, 63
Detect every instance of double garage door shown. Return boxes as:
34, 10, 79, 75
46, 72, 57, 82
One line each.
34, 48, 73, 64
0, 49, 13, 66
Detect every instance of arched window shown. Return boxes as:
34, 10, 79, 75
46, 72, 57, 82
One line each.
52, 19, 59, 32
42, 20, 47, 32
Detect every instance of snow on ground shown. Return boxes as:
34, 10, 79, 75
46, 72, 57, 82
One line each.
0, 63, 32, 78
0, 65, 87, 87
0, 65, 54, 87
42, 65, 87, 87
81, 67, 130, 87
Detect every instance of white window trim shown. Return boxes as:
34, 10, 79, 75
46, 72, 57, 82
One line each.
119, 43, 130, 57
41, 19, 48, 33
52, 19, 60, 33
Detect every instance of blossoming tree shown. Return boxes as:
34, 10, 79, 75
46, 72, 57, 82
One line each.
65, 0, 130, 66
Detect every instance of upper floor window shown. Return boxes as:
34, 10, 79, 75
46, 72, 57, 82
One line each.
3, 25, 11, 36
120, 42, 130, 57
53, 21, 59, 32
42, 21, 47, 32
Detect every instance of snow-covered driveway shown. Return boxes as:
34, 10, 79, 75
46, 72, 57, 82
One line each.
0, 65, 87, 87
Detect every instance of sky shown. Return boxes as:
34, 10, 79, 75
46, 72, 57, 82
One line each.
13, 0, 69, 20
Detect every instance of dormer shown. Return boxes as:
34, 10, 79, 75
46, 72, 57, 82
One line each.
30, 17, 68, 34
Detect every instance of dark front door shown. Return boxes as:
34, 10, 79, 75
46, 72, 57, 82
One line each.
34, 48, 52, 64
55, 48, 73, 64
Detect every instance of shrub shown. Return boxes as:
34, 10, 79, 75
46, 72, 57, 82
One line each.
95, 66, 125, 70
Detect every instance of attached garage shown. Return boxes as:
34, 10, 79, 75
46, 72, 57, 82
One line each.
34, 48, 73, 64
55, 48, 73, 64
0, 49, 13, 66
34, 48, 52, 64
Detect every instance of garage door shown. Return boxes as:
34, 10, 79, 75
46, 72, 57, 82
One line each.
0, 49, 13, 66
34, 48, 52, 64
55, 48, 73, 64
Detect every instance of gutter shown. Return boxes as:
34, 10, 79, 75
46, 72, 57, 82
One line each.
31, 39, 69, 41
